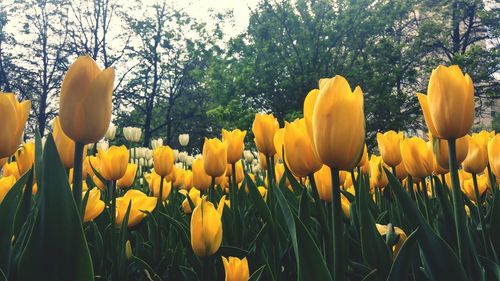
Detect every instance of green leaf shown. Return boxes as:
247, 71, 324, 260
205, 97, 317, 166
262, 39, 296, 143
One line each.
249, 265, 266, 281
387, 229, 419, 281
489, 188, 500, 259
17, 134, 94, 281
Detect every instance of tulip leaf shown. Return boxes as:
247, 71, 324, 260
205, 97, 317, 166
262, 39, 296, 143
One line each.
245, 173, 276, 236
249, 265, 266, 281
385, 168, 468, 281
218, 246, 249, 257
387, 229, 419, 281
17, 134, 94, 281
158, 211, 191, 244
489, 188, 500, 259
0, 169, 32, 275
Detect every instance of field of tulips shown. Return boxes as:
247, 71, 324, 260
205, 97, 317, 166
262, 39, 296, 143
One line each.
0, 56, 499, 281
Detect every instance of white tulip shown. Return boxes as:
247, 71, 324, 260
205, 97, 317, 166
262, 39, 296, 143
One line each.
244, 150, 255, 163
97, 140, 109, 152
123, 127, 142, 142
105, 123, 117, 140
151, 138, 163, 150
179, 134, 189, 146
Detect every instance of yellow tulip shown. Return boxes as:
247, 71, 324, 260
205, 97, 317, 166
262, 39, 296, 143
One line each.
222, 256, 250, 281
117, 163, 137, 188
226, 160, 244, 184
394, 161, 409, 180
115, 189, 157, 227
312, 76, 365, 170
153, 146, 175, 177
59, 56, 115, 144
190, 196, 225, 256
488, 134, 500, 178
258, 152, 267, 170
15, 143, 35, 175
377, 131, 403, 167
370, 155, 388, 189
53, 116, 86, 168
203, 138, 227, 177
304, 89, 320, 144
463, 135, 488, 174
147, 171, 172, 201
83, 188, 105, 222
252, 113, 279, 156
183, 170, 193, 190
400, 137, 434, 179
314, 165, 349, 212
192, 157, 212, 191
0, 93, 31, 158
416, 65, 474, 139
376, 224, 407, 255
2, 162, 20, 179
180, 188, 202, 213
0, 175, 17, 203
284, 118, 322, 177
431, 134, 469, 169
257, 186, 267, 200
273, 128, 285, 161
83, 156, 99, 178
222, 129, 247, 164
92, 175, 106, 191
173, 168, 186, 188
462, 177, 488, 203
98, 145, 129, 181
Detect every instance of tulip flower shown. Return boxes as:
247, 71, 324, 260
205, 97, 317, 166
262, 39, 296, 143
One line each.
226, 160, 244, 184
153, 146, 175, 177
257, 186, 267, 200
0, 175, 16, 203
147, 172, 172, 201
115, 189, 157, 227
314, 165, 347, 201
53, 116, 86, 169
83, 188, 105, 222
191, 196, 225, 256
370, 155, 388, 189
394, 162, 409, 180
203, 138, 227, 178
0, 93, 31, 158
16, 142, 35, 175
303, 89, 320, 146
252, 113, 279, 156
416, 65, 474, 139
463, 135, 488, 174
183, 170, 194, 190
105, 123, 117, 140
92, 175, 106, 191
312, 75, 365, 170
180, 188, 202, 213
431, 134, 469, 169
117, 163, 137, 188
400, 137, 434, 179
83, 156, 99, 178
179, 133, 189, 146
192, 157, 212, 191
123, 127, 142, 143
488, 134, 500, 178
375, 224, 407, 255
463, 177, 488, 204
172, 168, 186, 188
222, 129, 246, 164
222, 256, 250, 281
376, 131, 403, 168
273, 128, 285, 161
59, 56, 115, 144
284, 118, 322, 177
2, 161, 20, 179
98, 145, 129, 181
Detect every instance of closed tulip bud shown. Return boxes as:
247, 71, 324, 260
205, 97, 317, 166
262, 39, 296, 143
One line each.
179, 134, 189, 147
376, 131, 403, 167
178, 151, 188, 162
125, 241, 133, 260
488, 134, 500, 178
116, 189, 157, 227
190, 196, 225, 256
252, 113, 279, 156
3, 162, 20, 179
83, 188, 105, 222
0, 93, 31, 158
273, 128, 285, 161
222, 129, 246, 164
431, 134, 469, 169
222, 256, 250, 281
257, 186, 267, 199
180, 187, 202, 213
400, 137, 434, 179
416, 65, 474, 139
313, 76, 365, 170
203, 138, 227, 177
172, 168, 185, 188
123, 127, 142, 143
151, 138, 163, 150
53, 116, 86, 168
183, 170, 193, 190
370, 155, 388, 189
59, 56, 115, 144
153, 146, 175, 177
226, 160, 244, 184
284, 118, 322, 177
98, 145, 129, 181
147, 172, 171, 201
192, 157, 212, 190
117, 163, 137, 188
314, 165, 347, 201
462, 177, 488, 203
16, 143, 35, 175
0, 175, 17, 203
463, 134, 488, 174
304, 89, 320, 144
105, 123, 117, 140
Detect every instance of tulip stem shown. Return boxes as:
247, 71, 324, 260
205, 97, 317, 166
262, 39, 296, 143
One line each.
487, 164, 497, 191
73, 142, 85, 213
231, 162, 238, 213
159, 176, 164, 211
391, 166, 397, 179
447, 138, 469, 268
472, 173, 489, 258
330, 167, 344, 281
110, 179, 117, 280
209, 177, 216, 202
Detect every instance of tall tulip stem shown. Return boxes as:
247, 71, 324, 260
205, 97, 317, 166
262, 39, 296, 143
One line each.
72, 141, 85, 213
472, 173, 489, 257
330, 167, 344, 281
231, 162, 239, 214
110, 179, 117, 279
447, 138, 468, 266
159, 175, 165, 210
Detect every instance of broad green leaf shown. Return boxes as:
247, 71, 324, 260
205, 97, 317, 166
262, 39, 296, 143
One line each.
249, 265, 266, 281
387, 229, 418, 281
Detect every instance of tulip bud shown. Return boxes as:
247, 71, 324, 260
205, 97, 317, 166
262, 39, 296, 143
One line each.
273, 128, 285, 161
284, 118, 322, 177
192, 157, 211, 190
400, 137, 434, 179
59, 56, 115, 144
123, 127, 142, 143
370, 155, 388, 188
202, 138, 227, 177
488, 134, 500, 179
312, 76, 365, 170
222, 257, 250, 281
180, 187, 201, 213
226, 160, 244, 184
0, 93, 31, 158
125, 241, 133, 260
190, 196, 225, 256
15, 143, 35, 176
416, 65, 474, 139
462, 134, 488, 174
151, 138, 163, 150
462, 177, 488, 203
376, 131, 403, 167
117, 163, 137, 188
179, 134, 189, 147
116, 190, 157, 227
252, 113, 279, 156
222, 129, 247, 164
98, 145, 129, 181
431, 134, 469, 169
0, 175, 17, 203
147, 172, 172, 201
105, 123, 117, 140
83, 188, 105, 222
153, 146, 175, 177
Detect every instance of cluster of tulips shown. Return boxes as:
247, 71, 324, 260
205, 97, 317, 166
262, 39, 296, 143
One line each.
0, 55, 499, 281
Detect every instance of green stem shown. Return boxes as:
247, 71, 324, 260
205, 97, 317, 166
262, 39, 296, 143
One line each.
472, 173, 489, 258
265, 155, 273, 209
72, 142, 85, 213
209, 177, 216, 202
231, 162, 238, 212
331, 167, 344, 281
447, 138, 468, 266
110, 179, 117, 280
391, 166, 397, 179
487, 164, 497, 191
158, 175, 164, 210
